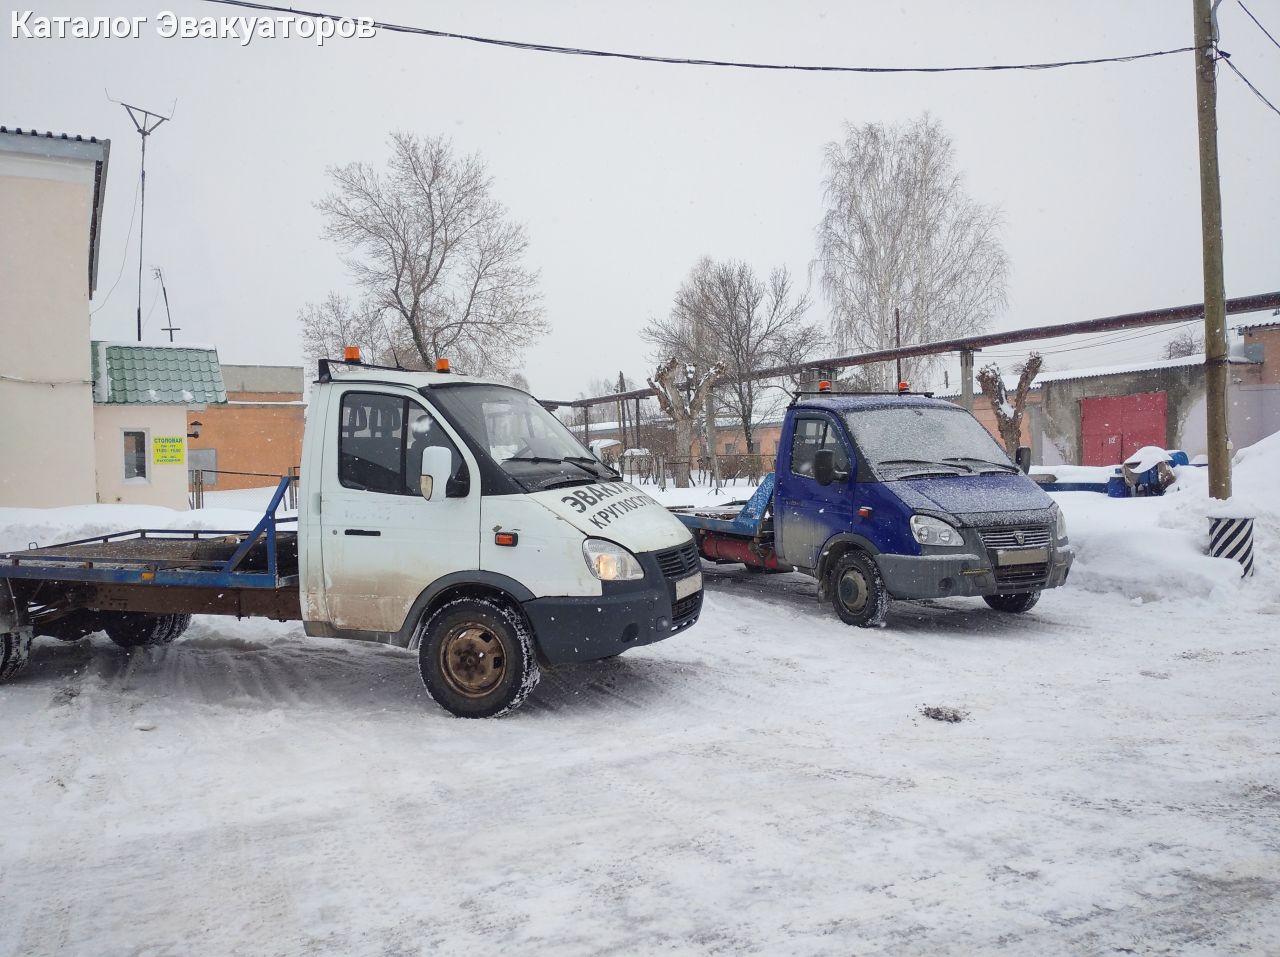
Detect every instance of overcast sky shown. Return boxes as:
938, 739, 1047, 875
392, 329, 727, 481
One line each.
4, 1, 1278, 399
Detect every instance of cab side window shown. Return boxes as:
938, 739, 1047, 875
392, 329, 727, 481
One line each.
340, 393, 405, 494
339, 393, 469, 496
789, 416, 850, 479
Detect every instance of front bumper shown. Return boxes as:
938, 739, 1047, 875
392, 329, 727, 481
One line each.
523, 546, 702, 664
876, 543, 1075, 600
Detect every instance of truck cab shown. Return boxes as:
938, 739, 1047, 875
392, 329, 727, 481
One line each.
677, 392, 1073, 626
298, 359, 703, 715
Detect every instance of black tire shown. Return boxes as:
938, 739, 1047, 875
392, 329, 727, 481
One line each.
1, 629, 32, 681
103, 612, 185, 649
983, 591, 1041, 614
830, 550, 889, 627
418, 598, 540, 718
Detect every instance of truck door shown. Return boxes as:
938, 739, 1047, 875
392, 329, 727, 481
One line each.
319, 389, 480, 635
775, 413, 854, 570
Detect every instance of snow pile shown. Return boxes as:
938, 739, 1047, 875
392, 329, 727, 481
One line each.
0, 503, 273, 554
1053, 432, 1280, 607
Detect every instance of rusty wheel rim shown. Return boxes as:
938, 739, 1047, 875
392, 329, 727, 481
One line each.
837, 567, 868, 614
439, 624, 507, 698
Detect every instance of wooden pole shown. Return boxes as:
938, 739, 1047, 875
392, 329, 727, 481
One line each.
1193, 0, 1232, 499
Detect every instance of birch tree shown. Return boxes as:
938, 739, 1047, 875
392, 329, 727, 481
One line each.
815, 115, 1008, 389
306, 132, 546, 376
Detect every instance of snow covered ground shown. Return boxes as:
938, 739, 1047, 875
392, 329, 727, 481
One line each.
1, 441, 1277, 955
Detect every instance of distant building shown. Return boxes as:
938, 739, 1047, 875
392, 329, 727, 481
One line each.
91, 342, 227, 508
187, 365, 306, 491
0, 126, 110, 507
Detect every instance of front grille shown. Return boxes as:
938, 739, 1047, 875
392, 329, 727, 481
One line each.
995, 563, 1049, 586
979, 526, 1051, 549
672, 592, 702, 627
656, 541, 700, 580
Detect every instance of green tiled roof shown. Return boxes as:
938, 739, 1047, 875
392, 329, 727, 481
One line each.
91, 342, 228, 405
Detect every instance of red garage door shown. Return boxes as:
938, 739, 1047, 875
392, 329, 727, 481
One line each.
1080, 391, 1168, 465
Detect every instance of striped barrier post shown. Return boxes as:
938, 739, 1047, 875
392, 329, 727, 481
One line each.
1208, 516, 1255, 578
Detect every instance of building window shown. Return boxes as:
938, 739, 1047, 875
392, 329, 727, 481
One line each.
723, 441, 738, 454
123, 430, 149, 481
189, 448, 218, 486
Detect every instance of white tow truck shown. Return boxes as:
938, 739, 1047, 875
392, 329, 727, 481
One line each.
0, 355, 704, 717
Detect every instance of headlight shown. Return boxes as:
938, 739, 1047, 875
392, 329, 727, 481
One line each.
1055, 508, 1069, 543
582, 538, 645, 581
910, 514, 964, 548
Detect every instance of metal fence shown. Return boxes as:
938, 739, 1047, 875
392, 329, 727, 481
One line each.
189, 466, 299, 510
614, 453, 772, 492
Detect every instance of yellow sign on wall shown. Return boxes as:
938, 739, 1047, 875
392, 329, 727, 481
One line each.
153, 436, 185, 464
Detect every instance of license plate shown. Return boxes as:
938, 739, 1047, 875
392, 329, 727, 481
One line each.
675, 572, 703, 600
996, 547, 1049, 566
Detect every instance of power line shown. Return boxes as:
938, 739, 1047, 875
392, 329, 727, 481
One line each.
201, 0, 1193, 74
1220, 53, 1280, 117
1238, 0, 1280, 52
982, 320, 1203, 357
89, 171, 141, 316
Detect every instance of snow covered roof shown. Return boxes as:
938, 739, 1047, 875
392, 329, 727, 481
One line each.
936, 352, 1258, 398
91, 341, 227, 406
1033, 353, 1256, 384
1236, 318, 1280, 333
1, 125, 111, 295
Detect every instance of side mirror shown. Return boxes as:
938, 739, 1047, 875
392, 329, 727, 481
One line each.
419, 446, 452, 502
813, 448, 848, 486
1015, 447, 1032, 474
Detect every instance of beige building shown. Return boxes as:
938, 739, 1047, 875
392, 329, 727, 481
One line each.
90, 342, 228, 508
1, 125, 231, 511
0, 126, 110, 508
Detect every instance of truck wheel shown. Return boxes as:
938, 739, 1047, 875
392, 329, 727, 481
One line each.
418, 598, 540, 719
0, 628, 33, 681
103, 612, 187, 648
983, 591, 1041, 614
830, 551, 889, 627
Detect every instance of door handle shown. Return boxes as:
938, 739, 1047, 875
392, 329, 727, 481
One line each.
343, 529, 381, 537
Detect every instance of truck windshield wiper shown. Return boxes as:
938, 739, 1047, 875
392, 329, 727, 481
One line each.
876, 458, 970, 473
562, 456, 619, 479
505, 456, 613, 481
941, 456, 1017, 473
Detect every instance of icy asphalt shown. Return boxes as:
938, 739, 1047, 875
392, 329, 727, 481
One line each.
1, 560, 1277, 956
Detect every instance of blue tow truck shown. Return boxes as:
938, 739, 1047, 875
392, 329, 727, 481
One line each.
671, 388, 1075, 626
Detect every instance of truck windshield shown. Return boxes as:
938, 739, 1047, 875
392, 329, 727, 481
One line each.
427, 384, 618, 490
844, 406, 1015, 479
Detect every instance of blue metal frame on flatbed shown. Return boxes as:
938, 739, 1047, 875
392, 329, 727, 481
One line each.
671, 474, 775, 538
0, 477, 296, 591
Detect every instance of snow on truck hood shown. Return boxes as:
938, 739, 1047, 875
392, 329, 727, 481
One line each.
890, 473, 1056, 525
529, 481, 693, 552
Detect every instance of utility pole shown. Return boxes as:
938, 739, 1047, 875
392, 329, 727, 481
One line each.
117, 100, 172, 343
894, 307, 903, 386
1193, 0, 1232, 499
154, 267, 179, 342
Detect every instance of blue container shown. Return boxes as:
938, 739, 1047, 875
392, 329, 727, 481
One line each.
1106, 475, 1128, 498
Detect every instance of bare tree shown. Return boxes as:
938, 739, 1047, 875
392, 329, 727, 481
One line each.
1163, 329, 1205, 360
307, 132, 546, 376
815, 114, 1009, 390
977, 353, 1043, 456
648, 358, 718, 488
644, 258, 821, 454
298, 292, 424, 367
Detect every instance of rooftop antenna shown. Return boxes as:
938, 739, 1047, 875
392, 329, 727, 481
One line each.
108, 92, 174, 342
153, 266, 179, 342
